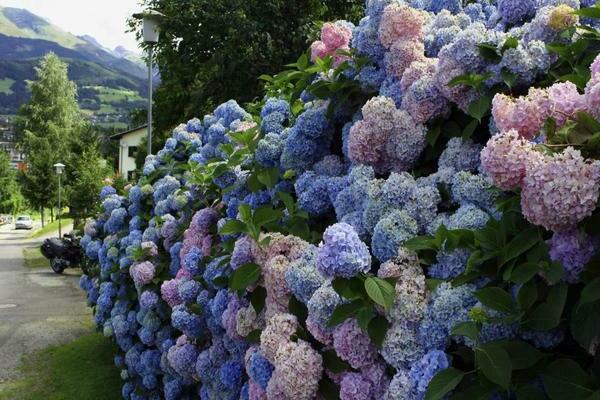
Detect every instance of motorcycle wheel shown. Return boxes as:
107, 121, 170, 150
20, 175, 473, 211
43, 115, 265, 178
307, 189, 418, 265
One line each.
50, 258, 66, 274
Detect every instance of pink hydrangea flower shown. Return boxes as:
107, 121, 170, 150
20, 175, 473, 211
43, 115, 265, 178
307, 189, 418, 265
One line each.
332, 319, 376, 369
548, 81, 586, 126
141, 241, 158, 257
521, 147, 600, 232
349, 96, 426, 173
400, 58, 437, 94
130, 261, 156, 286
492, 88, 552, 140
591, 54, 600, 75
585, 74, 600, 120
310, 22, 352, 67
306, 315, 333, 345
321, 22, 352, 50
161, 278, 182, 307
433, 58, 477, 112
480, 130, 542, 191
260, 313, 298, 362
378, 3, 426, 49
271, 340, 323, 400
384, 39, 426, 79
310, 41, 329, 61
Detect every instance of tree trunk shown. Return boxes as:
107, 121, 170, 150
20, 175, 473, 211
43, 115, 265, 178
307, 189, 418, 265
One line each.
50, 207, 54, 223
40, 206, 45, 227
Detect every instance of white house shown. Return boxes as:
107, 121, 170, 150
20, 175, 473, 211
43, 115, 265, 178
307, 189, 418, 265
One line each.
111, 125, 147, 181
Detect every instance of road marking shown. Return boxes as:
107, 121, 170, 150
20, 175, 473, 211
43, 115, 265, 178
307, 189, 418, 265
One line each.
0, 304, 17, 309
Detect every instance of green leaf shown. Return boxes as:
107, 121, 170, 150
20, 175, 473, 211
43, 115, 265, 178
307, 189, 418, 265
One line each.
403, 235, 438, 252
543, 261, 565, 285
364, 277, 395, 310
502, 341, 544, 370
510, 262, 540, 284
478, 43, 501, 63
257, 167, 279, 188
502, 37, 519, 52
451, 321, 480, 341
246, 329, 262, 343
367, 316, 389, 348
356, 306, 375, 330
462, 119, 479, 139
515, 384, 547, 400
322, 350, 351, 373
253, 206, 282, 227
542, 359, 596, 400
427, 125, 442, 146
524, 283, 568, 331
476, 343, 512, 389
319, 378, 341, 400
328, 300, 364, 327
579, 277, 600, 307
574, 7, 600, 19
229, 263, 261, 291
332, 277, 365, 300
517, 280, 538, 311
424, 368, 465, 400
468, 95, 492, 122
570, 300, 600, 350
219, 219, 246, 235
501, 68, 517, 89
238, 204, 252, 222
250, 287, 267, 314
288, 296, 308, 322
475, 287, 515, 314
502, 227, 540, 264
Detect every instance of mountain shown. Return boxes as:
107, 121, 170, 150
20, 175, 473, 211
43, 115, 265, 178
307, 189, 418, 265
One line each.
0, 6, 148, 130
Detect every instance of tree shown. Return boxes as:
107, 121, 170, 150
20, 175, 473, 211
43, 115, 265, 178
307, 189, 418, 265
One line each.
15, 53, 87, 225
14, 53, 117, 228
65, 125, 112, 228
0, 151, 24, 215
129, 0, 363, 153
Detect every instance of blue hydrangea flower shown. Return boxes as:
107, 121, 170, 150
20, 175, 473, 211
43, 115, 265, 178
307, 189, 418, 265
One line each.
372, 210, 419, 262
316, 223, 372, 278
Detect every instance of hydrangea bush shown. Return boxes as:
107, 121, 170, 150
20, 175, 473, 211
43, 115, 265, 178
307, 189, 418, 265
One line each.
80, 1, 600, 399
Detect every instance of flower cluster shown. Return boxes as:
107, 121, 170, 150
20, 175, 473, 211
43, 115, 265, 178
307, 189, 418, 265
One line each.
78, 1, 600, 399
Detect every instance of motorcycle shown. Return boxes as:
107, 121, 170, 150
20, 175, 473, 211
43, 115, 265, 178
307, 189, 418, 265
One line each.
40, 233, 86, 274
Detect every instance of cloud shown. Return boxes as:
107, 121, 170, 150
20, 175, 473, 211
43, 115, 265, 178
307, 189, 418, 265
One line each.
0, 0, 142, 52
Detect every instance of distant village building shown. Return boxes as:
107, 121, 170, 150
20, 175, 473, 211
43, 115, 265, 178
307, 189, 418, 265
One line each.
0, 117, 25, 170
111, 124, 146, 181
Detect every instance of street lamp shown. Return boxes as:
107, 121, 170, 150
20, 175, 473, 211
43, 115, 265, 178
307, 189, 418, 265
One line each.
53, 163, 65, 238
133, 9, 165, 156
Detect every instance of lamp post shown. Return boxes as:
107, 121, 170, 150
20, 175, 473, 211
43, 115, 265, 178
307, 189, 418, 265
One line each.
133, 10, 164, 156
53, 163, 65, 238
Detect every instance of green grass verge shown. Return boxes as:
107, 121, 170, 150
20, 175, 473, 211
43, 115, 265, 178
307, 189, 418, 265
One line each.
22, 247, 48, 268
29, 218, 74, 239
0, 331, 121, 400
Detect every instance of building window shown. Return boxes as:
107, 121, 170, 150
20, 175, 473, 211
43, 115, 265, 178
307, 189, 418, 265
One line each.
128, 146, 138, 158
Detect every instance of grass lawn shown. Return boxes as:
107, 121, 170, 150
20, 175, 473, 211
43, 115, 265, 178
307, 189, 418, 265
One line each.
29, 218, 74, 239
22, 247, 49, 268
0, 331, 122, 400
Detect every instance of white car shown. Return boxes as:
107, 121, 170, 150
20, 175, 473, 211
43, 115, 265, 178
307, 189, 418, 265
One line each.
15, 215, 33, 230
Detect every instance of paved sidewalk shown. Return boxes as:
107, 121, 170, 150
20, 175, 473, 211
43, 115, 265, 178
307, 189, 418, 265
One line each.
0, 225, 91, 381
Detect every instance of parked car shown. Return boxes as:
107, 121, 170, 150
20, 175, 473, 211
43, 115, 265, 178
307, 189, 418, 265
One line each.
15, 215, 33, 230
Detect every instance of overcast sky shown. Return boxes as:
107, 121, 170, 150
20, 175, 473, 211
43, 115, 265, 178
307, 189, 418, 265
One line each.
0, 0, 142, 52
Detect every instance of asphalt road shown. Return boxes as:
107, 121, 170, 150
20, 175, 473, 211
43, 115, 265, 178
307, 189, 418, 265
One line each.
0, 224, 91, 381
